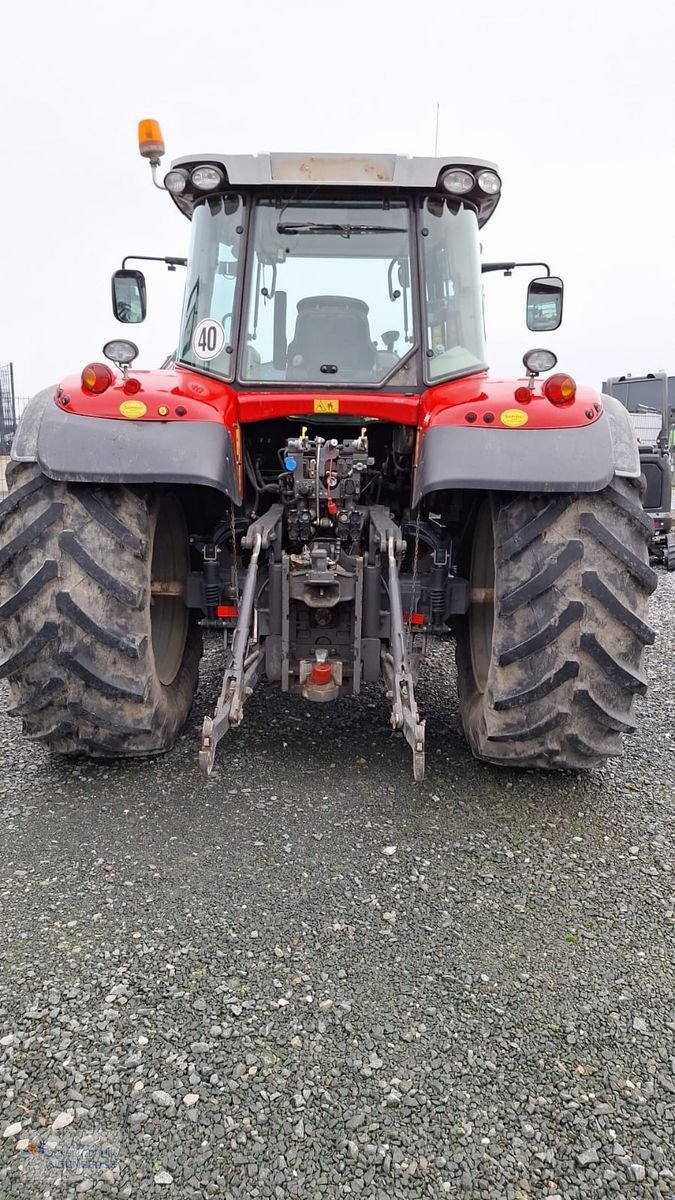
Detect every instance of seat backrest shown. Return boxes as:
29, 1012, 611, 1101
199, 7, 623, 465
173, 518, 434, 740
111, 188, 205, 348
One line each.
287, 296, 376, 378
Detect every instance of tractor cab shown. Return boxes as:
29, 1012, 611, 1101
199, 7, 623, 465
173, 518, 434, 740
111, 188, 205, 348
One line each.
114, 131, 561, 396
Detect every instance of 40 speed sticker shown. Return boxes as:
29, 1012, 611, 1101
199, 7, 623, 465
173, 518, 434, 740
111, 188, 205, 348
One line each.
192, 318, 225, 361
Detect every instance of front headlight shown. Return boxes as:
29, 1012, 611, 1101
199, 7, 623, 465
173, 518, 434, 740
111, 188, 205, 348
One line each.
164, 169, 189, 194
476, 170, 501, 195
191, 165, 225, 191
440, 169, 475, 195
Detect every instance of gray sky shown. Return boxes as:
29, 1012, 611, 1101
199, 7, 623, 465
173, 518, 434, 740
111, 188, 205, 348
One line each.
2, 0, 673, 400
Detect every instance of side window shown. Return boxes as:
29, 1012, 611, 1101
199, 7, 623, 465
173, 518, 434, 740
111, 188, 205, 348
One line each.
421, 199, 486, 381
178, 196, 244, 379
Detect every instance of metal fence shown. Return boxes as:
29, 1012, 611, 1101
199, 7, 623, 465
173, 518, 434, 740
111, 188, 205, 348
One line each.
1, 363, 18, 460
0, 394, 29, 499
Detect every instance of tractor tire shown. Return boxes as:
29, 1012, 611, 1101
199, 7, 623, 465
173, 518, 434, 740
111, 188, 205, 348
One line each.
0, 464, 202, 757
455, 477, 658, 769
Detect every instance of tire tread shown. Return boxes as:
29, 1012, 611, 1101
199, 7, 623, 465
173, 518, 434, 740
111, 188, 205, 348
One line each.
0, 465, 201, 757
456, 477, 656, 769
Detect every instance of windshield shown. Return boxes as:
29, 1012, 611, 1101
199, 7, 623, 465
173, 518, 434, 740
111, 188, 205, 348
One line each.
241, 199, 416, 386
420, 199, 486, 381
177, 193, 487, 389
178, 195, 245, 379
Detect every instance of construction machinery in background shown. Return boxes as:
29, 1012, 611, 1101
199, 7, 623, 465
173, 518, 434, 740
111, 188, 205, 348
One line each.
0, 121, 657, 779
602, 372, 674, 571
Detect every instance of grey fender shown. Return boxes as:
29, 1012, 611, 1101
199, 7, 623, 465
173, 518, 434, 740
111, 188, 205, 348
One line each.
600, 392, 641, 477
11, 389, 241, 503
10, 386, 58, 461
413, 400, 641, 505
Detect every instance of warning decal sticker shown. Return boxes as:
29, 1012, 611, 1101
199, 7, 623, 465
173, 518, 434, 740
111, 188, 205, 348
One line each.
500, 408, 529, 427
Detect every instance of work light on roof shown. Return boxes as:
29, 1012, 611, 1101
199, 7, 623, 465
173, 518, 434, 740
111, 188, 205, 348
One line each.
191, 165, 225, 191
164, 169, 189, 195
476, 169, 501, 195
440, 169, 475, 195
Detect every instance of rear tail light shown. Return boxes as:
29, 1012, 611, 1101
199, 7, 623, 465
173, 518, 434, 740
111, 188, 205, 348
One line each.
543, 373, 576, 404
81, 363, 114, 395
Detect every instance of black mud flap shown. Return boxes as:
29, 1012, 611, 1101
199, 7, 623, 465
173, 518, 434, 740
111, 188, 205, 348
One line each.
27, 402, 240, 502
414, 416, 618, 504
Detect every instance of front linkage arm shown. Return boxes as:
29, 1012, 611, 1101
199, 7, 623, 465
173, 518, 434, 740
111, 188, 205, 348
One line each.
199, 505, 284, 775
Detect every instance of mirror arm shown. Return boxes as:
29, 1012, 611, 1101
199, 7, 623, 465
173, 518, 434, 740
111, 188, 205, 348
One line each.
482, 260, 550, 276
122, 255, 187, 271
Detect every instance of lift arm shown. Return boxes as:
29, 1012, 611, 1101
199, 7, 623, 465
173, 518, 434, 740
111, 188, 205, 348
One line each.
198, 505, 283, 775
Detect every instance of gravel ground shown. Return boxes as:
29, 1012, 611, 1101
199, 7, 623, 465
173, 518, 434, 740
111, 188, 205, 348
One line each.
0, 569, 674, 1200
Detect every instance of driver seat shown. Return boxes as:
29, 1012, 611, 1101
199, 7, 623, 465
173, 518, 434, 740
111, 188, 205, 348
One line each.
286, 296, 376, 379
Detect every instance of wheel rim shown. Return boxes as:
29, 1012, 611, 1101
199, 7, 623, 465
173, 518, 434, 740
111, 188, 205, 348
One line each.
151, 494, 189, 687
469, 500, 496, 694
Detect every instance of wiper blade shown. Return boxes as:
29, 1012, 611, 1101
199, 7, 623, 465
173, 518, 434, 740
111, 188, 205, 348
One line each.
276, 222, 407, 237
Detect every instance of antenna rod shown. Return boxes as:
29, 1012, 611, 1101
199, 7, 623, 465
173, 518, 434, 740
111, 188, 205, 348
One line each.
434, 103, 440, 156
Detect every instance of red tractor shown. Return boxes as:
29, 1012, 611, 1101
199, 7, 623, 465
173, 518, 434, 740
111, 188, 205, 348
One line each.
0, 121, 656, 779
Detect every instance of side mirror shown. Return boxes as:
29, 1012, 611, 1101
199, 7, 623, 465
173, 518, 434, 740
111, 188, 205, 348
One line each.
526, 276, 563, 331
112, 269, 147, 324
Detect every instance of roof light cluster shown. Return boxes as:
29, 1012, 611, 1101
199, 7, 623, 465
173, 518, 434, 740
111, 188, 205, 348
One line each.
137, 117, 501, 227
164, 164, 226, 195
440, 167, 501, 196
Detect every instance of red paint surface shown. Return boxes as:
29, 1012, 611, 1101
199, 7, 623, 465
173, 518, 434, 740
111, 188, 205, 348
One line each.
419, 375, 602, 430
57, 366, 602, 435
58, 368, 239, 424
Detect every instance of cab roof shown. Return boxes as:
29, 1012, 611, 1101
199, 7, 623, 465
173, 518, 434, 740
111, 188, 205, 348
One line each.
168, 153, 501, 226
